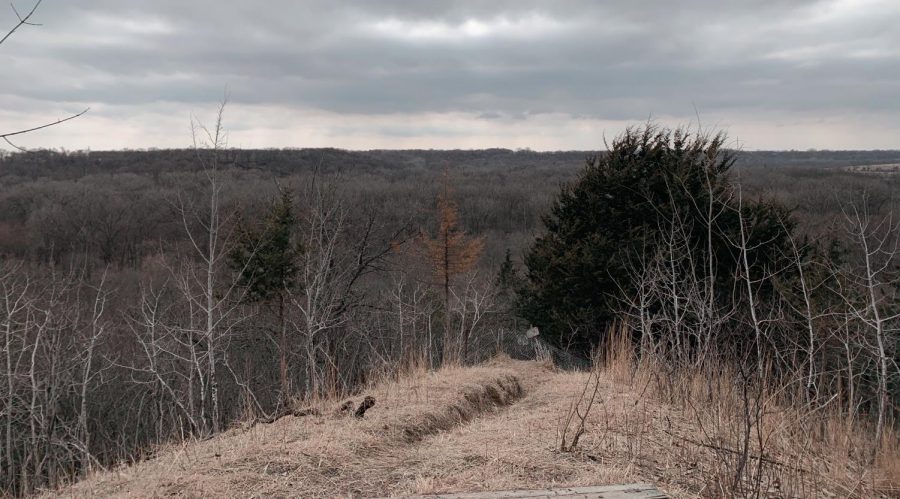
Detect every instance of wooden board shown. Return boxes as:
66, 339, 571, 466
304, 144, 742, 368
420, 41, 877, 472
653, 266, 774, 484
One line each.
400, 483, 667, 498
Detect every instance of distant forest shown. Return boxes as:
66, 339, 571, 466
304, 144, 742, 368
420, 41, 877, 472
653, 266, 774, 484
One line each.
1, 147, 898, 268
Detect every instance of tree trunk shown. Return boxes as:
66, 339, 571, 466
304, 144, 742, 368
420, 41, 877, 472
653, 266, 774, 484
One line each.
278, 293, 289, 401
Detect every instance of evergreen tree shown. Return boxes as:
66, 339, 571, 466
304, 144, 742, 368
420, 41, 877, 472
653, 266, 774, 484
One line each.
496, 249, 521, 292
230, 188, 302, 398
495, 248, 522, 331
519, 125, 795, 353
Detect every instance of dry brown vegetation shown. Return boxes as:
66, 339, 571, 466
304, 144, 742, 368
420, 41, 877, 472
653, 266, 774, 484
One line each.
1, 112, 897, 497
843, 164, 900, 176
592, 329, 900, 498
44, 353, 897, 498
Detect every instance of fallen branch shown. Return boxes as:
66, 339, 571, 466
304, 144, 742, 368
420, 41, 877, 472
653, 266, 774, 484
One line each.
252, 406, 322, 426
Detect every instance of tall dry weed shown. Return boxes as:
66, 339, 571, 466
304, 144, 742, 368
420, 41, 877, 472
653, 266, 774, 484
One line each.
596, 324, 899, 497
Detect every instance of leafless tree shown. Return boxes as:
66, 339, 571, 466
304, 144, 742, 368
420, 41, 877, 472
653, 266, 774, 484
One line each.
387, 273, 434, 366
449, 271, 496, 363
289, 176, 407, 398
779, 222, 833, 404
0, 1, 87, 151
0, 263, 30, 488
834, 197, 899, 446
76, 268, 109, 472
164, 100, 247, 434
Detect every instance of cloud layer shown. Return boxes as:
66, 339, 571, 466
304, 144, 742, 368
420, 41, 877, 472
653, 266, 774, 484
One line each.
1, 0, 898, 150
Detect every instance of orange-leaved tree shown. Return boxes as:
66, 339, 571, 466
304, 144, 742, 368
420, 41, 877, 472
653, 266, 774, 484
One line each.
421, 169, 484, 365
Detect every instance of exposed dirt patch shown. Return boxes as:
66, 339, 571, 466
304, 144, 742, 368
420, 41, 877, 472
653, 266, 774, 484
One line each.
396, 373, 523, 443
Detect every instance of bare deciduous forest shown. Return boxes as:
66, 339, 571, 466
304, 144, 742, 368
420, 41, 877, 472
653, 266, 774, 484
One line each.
2, 0, 900, 494
0, 124, 898, 495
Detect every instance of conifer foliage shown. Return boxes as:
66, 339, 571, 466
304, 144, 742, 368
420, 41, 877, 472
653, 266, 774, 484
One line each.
229, 188, 302, 398
420, 170, 484, 364
231, 189, 301, 301
519, 124, 795, 354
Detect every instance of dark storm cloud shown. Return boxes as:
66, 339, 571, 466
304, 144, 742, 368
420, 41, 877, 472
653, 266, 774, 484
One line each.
1, 0, 898, 149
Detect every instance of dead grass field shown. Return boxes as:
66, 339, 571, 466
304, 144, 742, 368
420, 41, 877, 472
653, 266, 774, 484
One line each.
46, 356, 897, 498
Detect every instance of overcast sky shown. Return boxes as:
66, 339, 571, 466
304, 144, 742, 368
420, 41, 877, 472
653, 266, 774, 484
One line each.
0, 0, 898, 151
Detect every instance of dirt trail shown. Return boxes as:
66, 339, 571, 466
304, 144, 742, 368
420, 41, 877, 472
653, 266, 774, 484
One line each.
50, 358, 682, 498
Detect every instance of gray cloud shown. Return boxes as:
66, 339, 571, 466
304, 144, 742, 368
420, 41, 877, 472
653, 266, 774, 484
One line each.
1, 0, 898, 150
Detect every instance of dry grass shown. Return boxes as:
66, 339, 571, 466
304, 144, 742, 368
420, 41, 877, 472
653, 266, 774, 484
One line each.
587, 329, 900, 498
45, 352, 897, 498
46, 357, 536, 498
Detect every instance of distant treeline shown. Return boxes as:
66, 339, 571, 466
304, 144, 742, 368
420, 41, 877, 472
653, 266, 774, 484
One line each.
0, 147, 897, 269
3, 147, 900, 180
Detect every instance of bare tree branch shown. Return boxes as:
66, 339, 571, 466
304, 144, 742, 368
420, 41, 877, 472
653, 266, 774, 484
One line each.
1, 2, 88, 148
0, 0, 41, 46
0, 108, 90, 145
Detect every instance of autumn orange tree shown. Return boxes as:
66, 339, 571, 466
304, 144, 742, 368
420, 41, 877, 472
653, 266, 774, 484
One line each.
421, 170, 484, 365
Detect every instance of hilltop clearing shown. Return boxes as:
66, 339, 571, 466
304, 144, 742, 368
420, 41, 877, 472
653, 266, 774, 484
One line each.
49, 357, 896, 498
